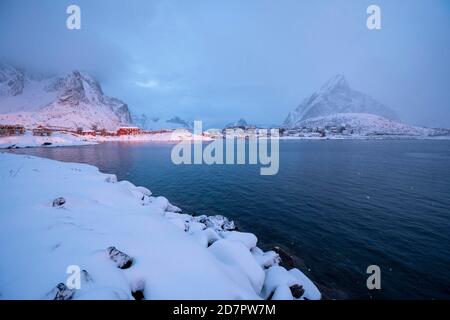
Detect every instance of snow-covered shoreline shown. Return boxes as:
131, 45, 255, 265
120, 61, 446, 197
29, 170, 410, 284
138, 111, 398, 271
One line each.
0, 131, 97, 149
0, 130, 209, 149
278, 134, 450, 140
0, 152, 321, 300
2, 130, 449, 150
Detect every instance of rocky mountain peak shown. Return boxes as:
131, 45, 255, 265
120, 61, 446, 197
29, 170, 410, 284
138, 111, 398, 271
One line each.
57, 71, 86, 106
0, 65, 25, 96
225, 118, 253, 129
0, 65, 132, 130
57, 70, 105, 106
319, 74, 349, 93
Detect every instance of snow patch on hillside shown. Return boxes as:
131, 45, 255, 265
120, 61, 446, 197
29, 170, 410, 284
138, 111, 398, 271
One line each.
295, 113, 435, 136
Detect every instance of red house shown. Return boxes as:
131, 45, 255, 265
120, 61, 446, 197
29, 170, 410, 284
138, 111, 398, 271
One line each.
81, 130, 96, 136
117, 127, 141, 136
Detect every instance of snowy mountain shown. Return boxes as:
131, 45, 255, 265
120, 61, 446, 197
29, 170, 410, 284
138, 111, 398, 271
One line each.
132, 114, 193, 130
294, 113, 435, 136
0, 66, 132, 130
225, 118, 256, 129
0, 65, 25, 97
283, 75, 398, 128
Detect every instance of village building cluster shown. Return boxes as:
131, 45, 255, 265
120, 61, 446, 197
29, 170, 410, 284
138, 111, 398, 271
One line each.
1, 122, 356, 139
0, 124, 176, 138
0, 125, 25, 136
280, 125, 355, 138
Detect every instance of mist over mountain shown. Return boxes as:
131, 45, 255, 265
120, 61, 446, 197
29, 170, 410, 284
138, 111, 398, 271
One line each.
2, 1, 449, 128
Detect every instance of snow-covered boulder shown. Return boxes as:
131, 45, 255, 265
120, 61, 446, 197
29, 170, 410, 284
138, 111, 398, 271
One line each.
195, 215, 236, 231
261, 266, 321, 300
221, 231, 258, 249
46, 283, 75, 300
209, 239, 265, 294
107, 247, 133, 269
251, 247, 281, 269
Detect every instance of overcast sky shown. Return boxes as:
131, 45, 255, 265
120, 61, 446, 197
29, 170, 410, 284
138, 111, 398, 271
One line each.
1, 0, 449, 127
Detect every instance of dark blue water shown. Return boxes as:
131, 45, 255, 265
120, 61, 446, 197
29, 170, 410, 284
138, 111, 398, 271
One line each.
8, 140, 450, 299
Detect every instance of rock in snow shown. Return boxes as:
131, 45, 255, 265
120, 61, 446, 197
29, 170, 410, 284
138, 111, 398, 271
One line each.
47, 283, 75, 300
52, 197, 66, 207
107, 247, 134, 269
273, 246, 295, 269
0, 153, 321, 300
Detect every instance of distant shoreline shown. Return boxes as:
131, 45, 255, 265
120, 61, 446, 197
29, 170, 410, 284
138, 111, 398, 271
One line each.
2, 129, 450, 150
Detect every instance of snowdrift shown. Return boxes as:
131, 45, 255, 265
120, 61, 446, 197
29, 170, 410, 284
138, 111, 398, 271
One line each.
0, 153, 320, 300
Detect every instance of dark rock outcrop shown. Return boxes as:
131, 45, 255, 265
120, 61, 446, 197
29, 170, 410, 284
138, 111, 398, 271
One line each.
107, 246, 133, 269
81, 269, 93, 283
290, 284, 305, 299
52, 197, 66, 207
273, 246, 295, 269
49, 283, 75, 300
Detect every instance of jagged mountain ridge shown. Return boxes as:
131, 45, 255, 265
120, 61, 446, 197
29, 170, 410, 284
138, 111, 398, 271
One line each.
283, 75, 398, 128
0, 65, 25, 97
0, 66, 132, 130
225, 118, 259, 129
132, 114, 194, 130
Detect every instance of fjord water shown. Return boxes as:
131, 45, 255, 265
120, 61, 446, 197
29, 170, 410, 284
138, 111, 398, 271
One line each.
9, 140, 450, 299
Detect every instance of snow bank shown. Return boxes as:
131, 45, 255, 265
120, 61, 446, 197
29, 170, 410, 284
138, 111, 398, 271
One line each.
0, 129, 210, 149
261, 266, 321, 300
0, 152, 321, 300
0, 131, 96, 149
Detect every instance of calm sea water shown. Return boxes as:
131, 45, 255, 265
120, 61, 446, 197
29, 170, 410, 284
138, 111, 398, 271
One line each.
8, 140, 450, 299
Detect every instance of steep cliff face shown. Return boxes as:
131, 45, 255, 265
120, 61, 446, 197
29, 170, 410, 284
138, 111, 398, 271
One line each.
132, 114, 193, 130
0, 65, 25, 96
284, 75, 398, 128
0, 66, 132, 130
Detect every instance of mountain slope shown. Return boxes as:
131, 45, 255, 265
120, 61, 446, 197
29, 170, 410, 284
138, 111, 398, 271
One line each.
0, 66, 132, 130
284, 75, 398, 128
132, 114, 194, 130
225, 118, 255, 129
295, 113, 434, 136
